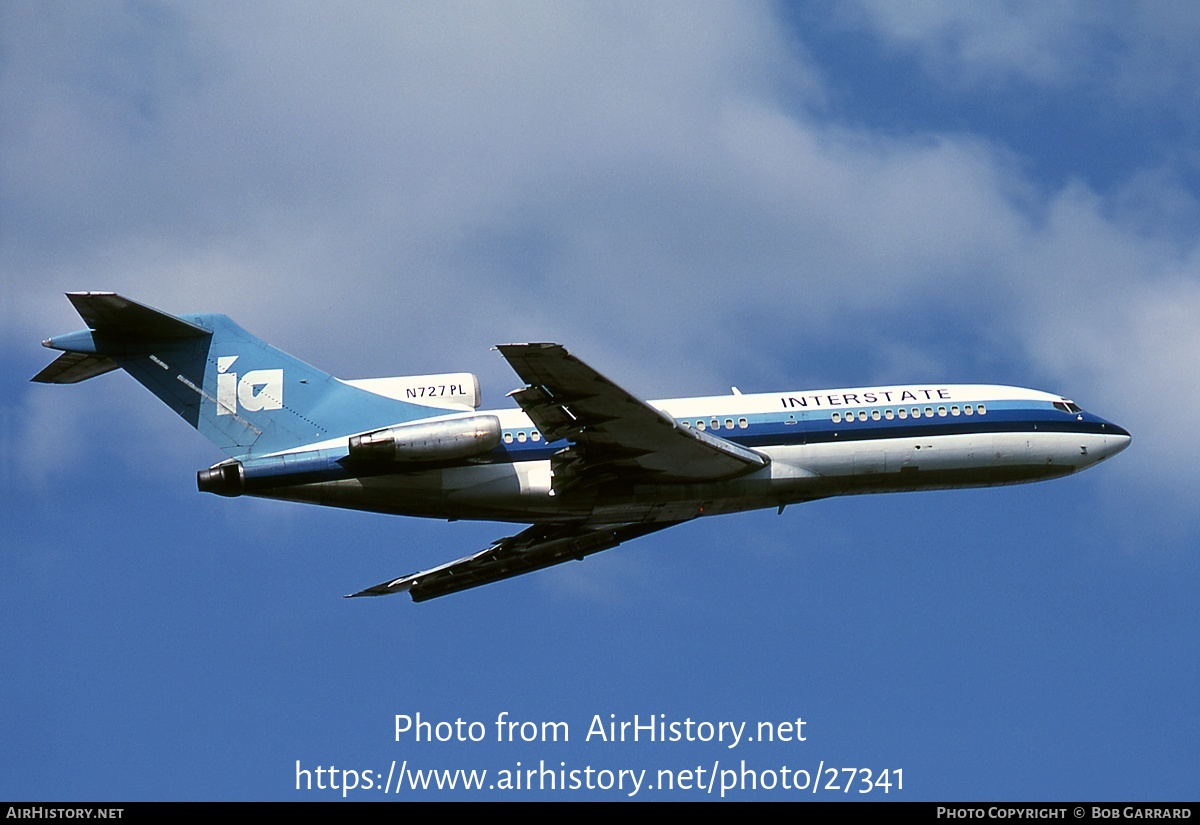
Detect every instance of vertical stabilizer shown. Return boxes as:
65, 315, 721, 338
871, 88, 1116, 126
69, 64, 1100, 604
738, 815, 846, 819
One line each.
34, 293, 445, 458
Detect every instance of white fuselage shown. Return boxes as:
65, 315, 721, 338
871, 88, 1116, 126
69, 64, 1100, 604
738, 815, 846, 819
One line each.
253, 382, 1131, 528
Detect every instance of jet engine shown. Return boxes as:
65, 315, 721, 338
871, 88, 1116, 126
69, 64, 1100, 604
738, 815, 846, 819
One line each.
347, 414, 502, 463
197, 450, 342, 497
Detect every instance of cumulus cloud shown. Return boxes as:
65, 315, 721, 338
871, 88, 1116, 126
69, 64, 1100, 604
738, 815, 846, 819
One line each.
831, 1, 1102, 88
831, 1, 1200, 111
5, 1, 1198, 516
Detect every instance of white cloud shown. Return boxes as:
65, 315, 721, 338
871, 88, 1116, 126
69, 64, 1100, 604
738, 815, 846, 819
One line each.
1011, 188, 1200, 489
840, 1, 1104, 87
834, 0, 1200, 108
5, 2, 1198, 517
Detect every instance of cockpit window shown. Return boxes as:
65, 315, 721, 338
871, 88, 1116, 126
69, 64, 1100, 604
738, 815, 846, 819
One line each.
1054, 400, 1083, 414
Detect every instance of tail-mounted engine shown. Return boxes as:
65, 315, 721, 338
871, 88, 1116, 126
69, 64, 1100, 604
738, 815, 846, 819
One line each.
347, 414, 502, 463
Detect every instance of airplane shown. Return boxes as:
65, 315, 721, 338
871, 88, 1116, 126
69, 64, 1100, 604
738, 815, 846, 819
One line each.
33, 292, 1131, 602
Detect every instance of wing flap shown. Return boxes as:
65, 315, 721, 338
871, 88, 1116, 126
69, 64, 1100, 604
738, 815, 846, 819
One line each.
347, 522, 679, 602
507, 385, 578, 441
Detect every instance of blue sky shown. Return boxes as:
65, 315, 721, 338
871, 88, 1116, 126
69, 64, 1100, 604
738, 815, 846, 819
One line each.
2, 2, 1197, 800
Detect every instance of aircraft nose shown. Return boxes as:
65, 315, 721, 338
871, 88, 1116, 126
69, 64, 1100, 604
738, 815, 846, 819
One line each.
1101, 421, 1131, 460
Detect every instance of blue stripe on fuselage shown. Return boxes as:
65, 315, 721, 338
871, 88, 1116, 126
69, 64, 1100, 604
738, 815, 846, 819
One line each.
488, 401, 1126, 462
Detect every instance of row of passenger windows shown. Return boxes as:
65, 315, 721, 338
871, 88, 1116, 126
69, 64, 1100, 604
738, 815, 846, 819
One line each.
505, 418, 751, 443
680, 418, 749, 431
831, 404, 986, 423
502, 404, 991, 443
502, 430, 542, 444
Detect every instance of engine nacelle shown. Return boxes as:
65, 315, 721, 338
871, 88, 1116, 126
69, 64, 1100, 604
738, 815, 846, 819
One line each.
197, 461, 245, 496
198, 450, 344, 496
347, 414, 502, 463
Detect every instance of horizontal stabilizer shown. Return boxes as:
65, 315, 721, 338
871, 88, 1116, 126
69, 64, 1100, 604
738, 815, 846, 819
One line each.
31, 351, 119, 384
65, 292, 210, 339
347, 521, 681, 602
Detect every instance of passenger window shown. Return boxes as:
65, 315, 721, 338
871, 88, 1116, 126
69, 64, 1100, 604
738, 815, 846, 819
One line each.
725, 419, 734, 430
978, 404, 986, 415
531, 431, 541, 442
871, 410, 881, 420
911, 408, 921, 419
517, 432, 527, 443
964, 405, 973, 415
897, 408, 907, 419
884, 409, 894, 420
858, 411, 868, 422
937, 406, 947, 417
503, 432, 513, 444
738, 418, 748, 429
832, 412, 841, 423
950, 406, 960, 416
696, 420, 706, 430
925, 407, 934, 417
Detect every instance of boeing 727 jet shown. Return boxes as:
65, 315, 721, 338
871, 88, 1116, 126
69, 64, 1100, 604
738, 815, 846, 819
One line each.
33, 293, 1130, 601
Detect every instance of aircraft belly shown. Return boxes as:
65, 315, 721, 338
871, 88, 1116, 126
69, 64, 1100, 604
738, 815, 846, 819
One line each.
443, 461, 587, 521
251, 471, 450, 518
580, 463, 822, 525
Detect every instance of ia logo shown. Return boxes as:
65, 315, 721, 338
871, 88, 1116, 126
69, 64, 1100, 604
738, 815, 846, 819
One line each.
216, 355, 283, 416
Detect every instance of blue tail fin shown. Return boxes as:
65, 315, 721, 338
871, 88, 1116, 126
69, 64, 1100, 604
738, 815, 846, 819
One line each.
34, 292, 446, 458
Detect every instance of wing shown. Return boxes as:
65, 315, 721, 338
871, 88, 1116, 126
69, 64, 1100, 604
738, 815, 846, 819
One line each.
351, 344, 763, 602
497, 342, 767, 491
347, 521, 681, 602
